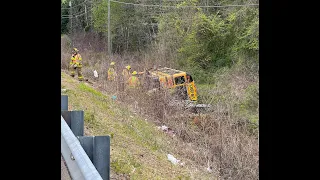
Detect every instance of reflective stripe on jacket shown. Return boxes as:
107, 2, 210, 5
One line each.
108, 68, 116, 80
70, 53, 82, 67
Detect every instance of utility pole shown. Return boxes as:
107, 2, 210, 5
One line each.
69, 1, 72, 34
85, 3, 88, 27
206, 0, 209, 13
108, 0, 111, 56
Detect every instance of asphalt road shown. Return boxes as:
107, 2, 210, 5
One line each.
61, 155, 72, 180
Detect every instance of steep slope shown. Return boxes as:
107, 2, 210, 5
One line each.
61, 72, 214, 180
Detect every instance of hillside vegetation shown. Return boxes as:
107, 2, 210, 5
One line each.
61, 0, 259, 179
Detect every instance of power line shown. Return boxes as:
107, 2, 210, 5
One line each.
109, 0, 259, 8
61, 0, 89, 9
62, 0, 259, 16
66, 10, 86, 17
62, 8, 93, 18
61, 12, 86, 19
61, 0, 90, 9
61, 0, 259, 19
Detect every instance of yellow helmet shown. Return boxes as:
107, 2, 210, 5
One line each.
73, 48, 79, 52
126, 65, 131, 70
132, 71, 137, 75
110, 62, 115, 66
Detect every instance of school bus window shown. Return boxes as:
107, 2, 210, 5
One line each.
174, 76, 185, 85
186, 73, 193, 82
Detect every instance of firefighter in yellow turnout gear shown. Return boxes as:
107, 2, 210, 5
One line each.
127, 71, 140, 88
119, 65, 131, 92
108, 62, 117, 81
69, 48, 83, 81
122, 65, 131, 81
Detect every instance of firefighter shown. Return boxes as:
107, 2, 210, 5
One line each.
107, 61, 117, 81
69, 48, 83, 81
122, 65, 131, 81
118, 65, 130, 91
127, 71, 140, 89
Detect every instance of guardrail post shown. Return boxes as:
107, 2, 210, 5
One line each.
78, 136, 110, 180
71, 111, 84, 137
61, 95, 110, 180
93, 136, 110, 180
61, 95, 68, 111
61, 116, 103, 180
78, 136, 94, 161
61, 110, 84, 137
61, 110, 71, 127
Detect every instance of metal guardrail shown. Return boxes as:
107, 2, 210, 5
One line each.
61, 116, 103, 180
61, 95, 110, 180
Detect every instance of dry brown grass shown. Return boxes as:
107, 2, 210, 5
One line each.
61, 35, 259, 179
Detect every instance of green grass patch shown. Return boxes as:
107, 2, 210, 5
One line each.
61, 72, 213, 179
176, 174, 191, 180
110, 159, 132, 174
84, 111, 99, 127
78, 83, 105, 97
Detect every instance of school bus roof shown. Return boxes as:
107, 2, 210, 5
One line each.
152, 67, 185, 76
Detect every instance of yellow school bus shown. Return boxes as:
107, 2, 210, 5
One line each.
147, 67, 197, 101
